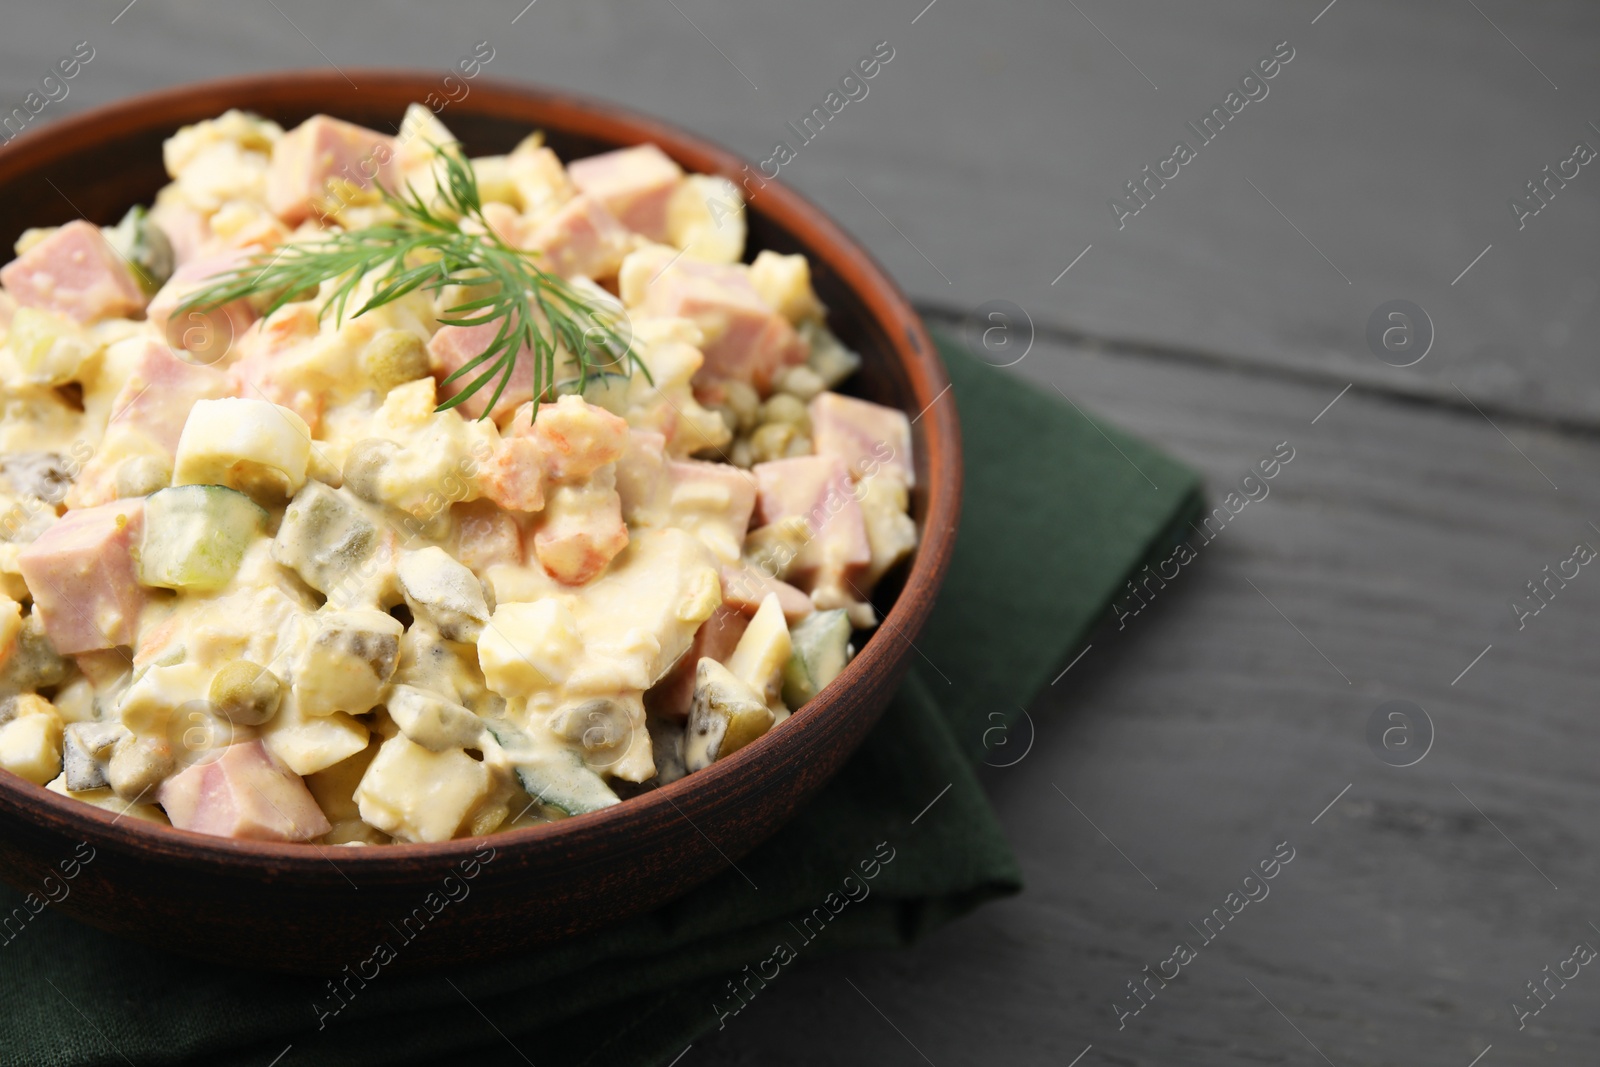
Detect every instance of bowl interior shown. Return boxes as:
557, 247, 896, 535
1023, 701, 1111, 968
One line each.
0, 73, 957, 903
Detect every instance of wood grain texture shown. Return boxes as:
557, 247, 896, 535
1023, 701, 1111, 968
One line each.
0, 73, 961, 973
692, 323, 1600, 1067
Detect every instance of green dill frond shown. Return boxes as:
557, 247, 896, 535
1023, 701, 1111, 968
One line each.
175, 139, 646, 418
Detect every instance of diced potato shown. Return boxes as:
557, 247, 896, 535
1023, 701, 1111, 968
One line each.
355, 734, 490, 843
506, 136, 576, 221
748, 250, 825, 324
0, 694, 63, 785
478, 599, 582, 698
800, 321, 862, 389
304, 737, 380, 823
471, 155, 520, 206
45, 773, 168, 824
684, 658, 773, 772
261, 692, 370, 777
0, 594, 20, 664
859, 474, 918, 584
667, 175, 746, 264
173, 397, 312, 502
138, 484, 267, 591
725, 592, 792, 704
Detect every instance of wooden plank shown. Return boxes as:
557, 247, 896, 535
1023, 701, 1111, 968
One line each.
697, 325, 1600, 1065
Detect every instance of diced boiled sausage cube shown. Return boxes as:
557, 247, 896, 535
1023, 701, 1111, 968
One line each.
0, 221, 146, 324
267, 115, 397, 225
145, 252, 259, 361
635, 255, 806, 393
111, 340, 232, 455
527, 195, 632, 280
17, 500, 147, 654
809, 391, 915, 487
752, 455, 870, 590
158, 740, 331, 842
718, 560, 813, 622
67, 340, 232, 507
567, 144, 683, 242
667, 458, 756, 562
148, 198, 211, 268
429, 322, 535, 423
645, 604, 749, 720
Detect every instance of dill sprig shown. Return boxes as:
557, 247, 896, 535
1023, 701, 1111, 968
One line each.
175, 141, 644, 417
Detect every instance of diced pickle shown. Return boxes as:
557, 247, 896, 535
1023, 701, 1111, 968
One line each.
548, 697, 638, 769
271, 481, 383, 600
62, 720, 128, 791
684, 658, 773, 772
104, 205, 174, 296
0, 452, 74, 505
341, 439, 400, 504
387, 684, 483, 752
0, 615, 68, 696
396, 546, 491, 642
138, 484, 267, 591
781, 609, 853, 708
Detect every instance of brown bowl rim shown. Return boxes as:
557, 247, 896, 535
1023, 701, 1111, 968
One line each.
0, 69, 962, 874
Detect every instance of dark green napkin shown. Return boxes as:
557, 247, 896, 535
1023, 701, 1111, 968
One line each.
0, 330, 1203, 1067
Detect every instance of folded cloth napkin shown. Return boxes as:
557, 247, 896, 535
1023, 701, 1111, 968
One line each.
0, 330, 1204, 1067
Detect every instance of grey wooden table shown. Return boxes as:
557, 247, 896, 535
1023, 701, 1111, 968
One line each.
4, 1, 1599, 1063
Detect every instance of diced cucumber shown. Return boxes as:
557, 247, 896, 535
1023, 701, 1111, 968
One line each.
781, 609, 853, 709
138, 484, 267, 591
484, 719, 620, 817
271, 481, 380, 598
104, 205, 174, 296
685, 658, 773, 772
